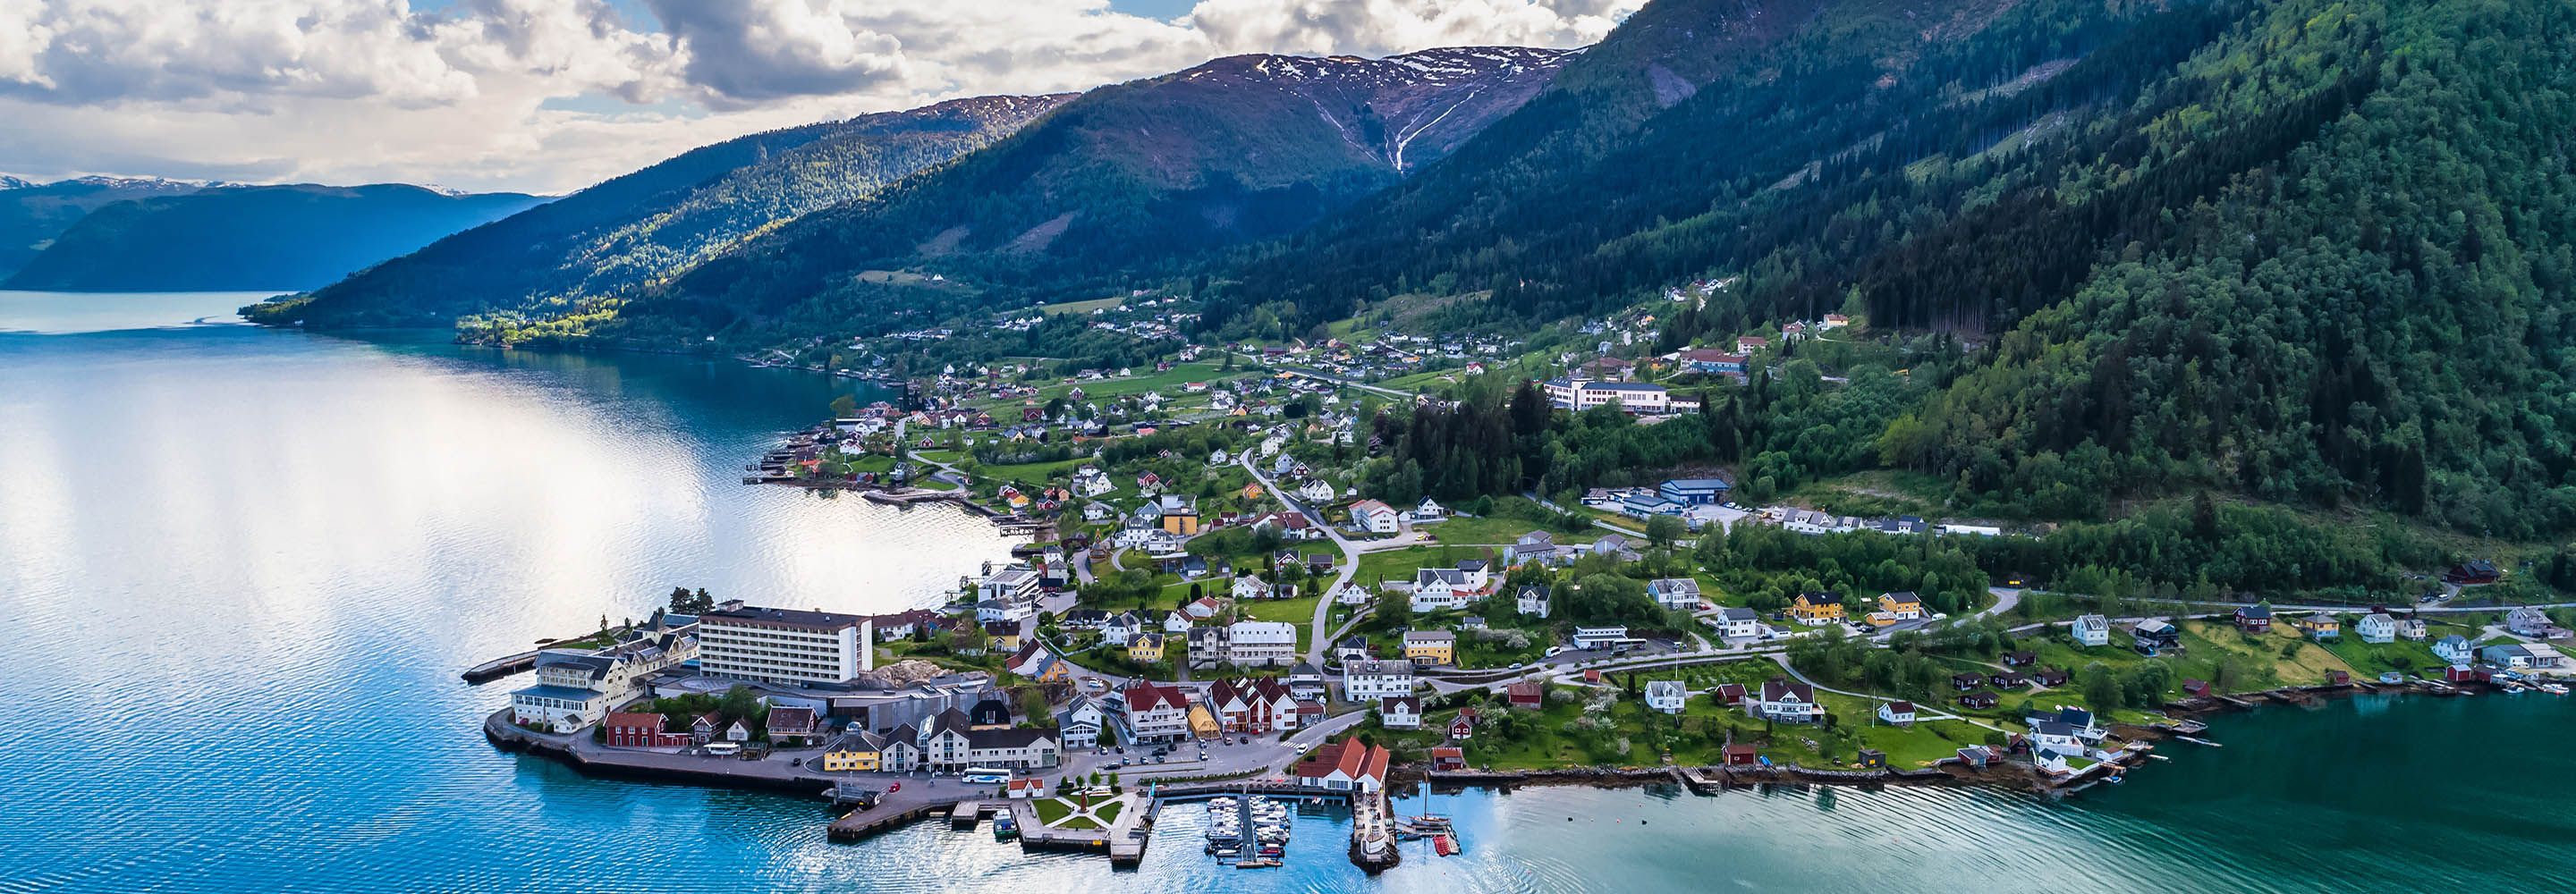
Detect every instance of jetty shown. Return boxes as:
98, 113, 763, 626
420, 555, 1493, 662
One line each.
461, 650, 540, 684
1348, 789, 1399, 873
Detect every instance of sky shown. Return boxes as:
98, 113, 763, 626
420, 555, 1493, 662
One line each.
0, 0, 1643, 195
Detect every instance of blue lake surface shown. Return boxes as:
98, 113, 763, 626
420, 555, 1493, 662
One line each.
1, 291, 2569, 892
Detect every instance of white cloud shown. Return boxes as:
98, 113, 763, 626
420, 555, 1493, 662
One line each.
0, 0, 1641, 194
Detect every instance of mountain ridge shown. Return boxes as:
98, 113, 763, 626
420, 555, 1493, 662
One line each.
247, 93, 1071, 329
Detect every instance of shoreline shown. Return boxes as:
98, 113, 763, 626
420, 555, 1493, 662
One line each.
478, 674, 2533, 873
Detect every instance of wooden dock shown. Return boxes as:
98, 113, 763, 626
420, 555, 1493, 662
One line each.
826, 798, 969, 843
460, 650, 539, 684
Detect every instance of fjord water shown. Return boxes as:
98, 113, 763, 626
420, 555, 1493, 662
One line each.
2, 291, 2570, 892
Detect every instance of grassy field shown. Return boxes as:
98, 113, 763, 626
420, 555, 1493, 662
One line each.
1352, 544, 1496, 589
975, 455, 1094, 485
1413, 515, 1585, 547
1038, 296, 1125, 316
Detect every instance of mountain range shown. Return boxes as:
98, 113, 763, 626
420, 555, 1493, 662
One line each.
3, 183, 542, 291
246, 95, 1072, 329
243, 0, 2576, 539
0, 175, 207, 281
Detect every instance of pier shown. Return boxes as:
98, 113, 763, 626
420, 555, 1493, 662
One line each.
460, 650, 539, 684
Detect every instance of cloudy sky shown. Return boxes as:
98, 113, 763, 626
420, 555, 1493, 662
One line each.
0, 0, 1642, 195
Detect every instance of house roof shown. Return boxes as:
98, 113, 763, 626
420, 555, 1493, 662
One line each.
1292, 738, 1390, 782
1123, 682, 1190, 713
604, 712, 663, 730
1759, 680, 1814, 703
767, 706, 818, 733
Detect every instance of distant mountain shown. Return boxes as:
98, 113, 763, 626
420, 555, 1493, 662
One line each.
0, 175, 35, 190
622, 46, 1573, 338
3, 183, 543, 291
0, 176, 205, 280
248, 94, 1072, 328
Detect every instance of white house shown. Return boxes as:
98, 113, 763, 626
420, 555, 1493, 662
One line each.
1644, 680, 1686, 714
1231, 575, 1273, 603
1749, 680, 1821, 723
1226, 620, 1299, 667
1515, 585, 1552, 620
1714, 607, 1761, 640
1877, 700, 1917, 726
1334, 582, 1373, 606
1299, 480, 1336, 502
1411, 497, 1447, 523
1341, 659, 1417, 701
2072, 614, 2111, 647
1647, 578, 1704, 611
1055, 696, 1105, 750
2434, 634, 2478, 666
1114, 683, 1193, 743
1410, 568, 1471, 612
2356, 612, 2398, 645
1378, 696, 1423, 730
1350, 500, 1402, 534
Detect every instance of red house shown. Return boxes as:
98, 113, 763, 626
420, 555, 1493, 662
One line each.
2182, 679, 2212, 697
1506, 681, 1546, 710
2324, 670, 2351, 686
1716, 683, 1748, 705
1449, 707, 1479, 740
2234, 604, 2273, 633
1429, 746, 1467, 772
1723, 744, 1760, 766
604, 712, 687, 748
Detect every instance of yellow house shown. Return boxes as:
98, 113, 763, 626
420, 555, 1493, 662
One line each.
1877, 591, 1924, 621
2299, 614, 2342, 640
1402, 630, 1456, 667
1187, 703, 1222, 739
1240, 482, 1265, 501
1158, 497, 1201, 536
987, 626, 1022, 653
822, 737, 880, 772
1790, 593, 1847, 626
1127, 633, 1165, 663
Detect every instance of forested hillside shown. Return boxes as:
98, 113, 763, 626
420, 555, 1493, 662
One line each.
4, 184, 542, 291
246, 95, 1068, 329
0, 176, 202, 280
612, 46, 1572, 343
1219, 0, 2576, 539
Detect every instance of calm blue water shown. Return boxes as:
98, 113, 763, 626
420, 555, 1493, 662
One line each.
0, 292, 2568, 892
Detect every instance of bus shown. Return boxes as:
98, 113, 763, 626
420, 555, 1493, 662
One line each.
961, 766, 1012, 784
704, 742, 741, 757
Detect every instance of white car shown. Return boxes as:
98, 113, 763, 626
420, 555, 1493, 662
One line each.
1544, 646, 1566, 658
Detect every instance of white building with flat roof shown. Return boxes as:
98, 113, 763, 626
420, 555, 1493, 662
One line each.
699, 604, 872, 685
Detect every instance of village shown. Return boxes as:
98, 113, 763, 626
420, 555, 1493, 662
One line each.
480, 294, 2576, 872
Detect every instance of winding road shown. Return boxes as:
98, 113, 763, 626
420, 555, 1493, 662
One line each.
1235, 451, 1360, 663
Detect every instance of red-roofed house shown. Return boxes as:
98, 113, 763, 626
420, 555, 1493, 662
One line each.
603, 712, 688, 748
1292, 738, 1390, 793
1115, 682, 1193, 742
1506, 681, 1546, 710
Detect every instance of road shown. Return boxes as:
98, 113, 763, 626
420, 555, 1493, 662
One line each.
1267, 364, 1418, 401
1235, 451, 1361, 663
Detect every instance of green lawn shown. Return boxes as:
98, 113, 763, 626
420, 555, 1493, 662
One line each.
1413, 514, 1585, 547
1352, 544, 1496, 589
1038, 296, 1126, 316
